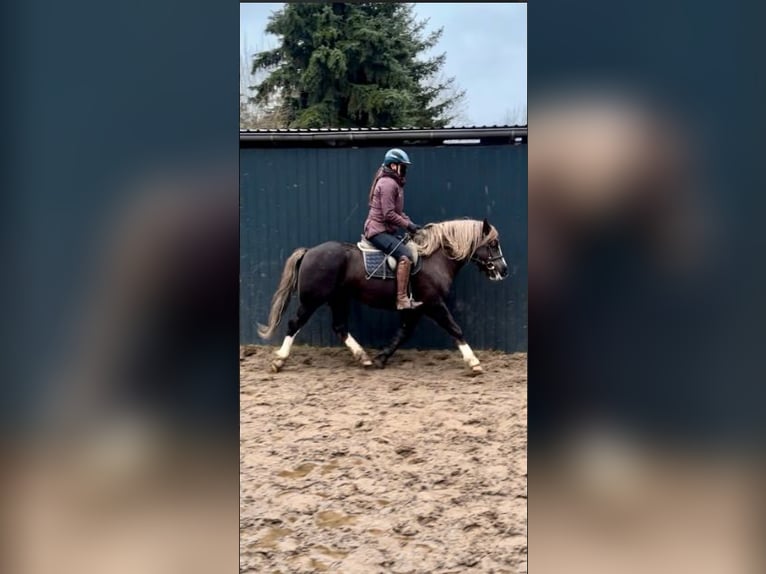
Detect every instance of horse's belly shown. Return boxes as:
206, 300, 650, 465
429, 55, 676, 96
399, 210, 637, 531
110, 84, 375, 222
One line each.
350, 281, 396, 310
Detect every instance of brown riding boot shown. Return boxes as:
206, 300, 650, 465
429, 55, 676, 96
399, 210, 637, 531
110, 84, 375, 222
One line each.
395, 257, 422, 310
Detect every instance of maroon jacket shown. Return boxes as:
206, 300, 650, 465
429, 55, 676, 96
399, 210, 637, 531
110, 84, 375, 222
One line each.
363, 168, 413, 238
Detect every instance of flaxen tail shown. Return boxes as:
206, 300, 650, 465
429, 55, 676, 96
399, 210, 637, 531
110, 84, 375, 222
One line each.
257, 247, 308, 340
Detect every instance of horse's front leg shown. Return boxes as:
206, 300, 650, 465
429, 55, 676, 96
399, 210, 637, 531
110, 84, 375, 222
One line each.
425, 302, 483, 374
374, 309, 423, 368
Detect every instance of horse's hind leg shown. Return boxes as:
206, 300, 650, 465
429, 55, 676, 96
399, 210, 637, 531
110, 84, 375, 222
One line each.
375, 309, 423, 368
271, 302, 319, 372
330, 296, 372, 368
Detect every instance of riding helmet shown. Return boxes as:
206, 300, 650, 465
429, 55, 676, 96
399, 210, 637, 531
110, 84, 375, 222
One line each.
383, 148, 412, 166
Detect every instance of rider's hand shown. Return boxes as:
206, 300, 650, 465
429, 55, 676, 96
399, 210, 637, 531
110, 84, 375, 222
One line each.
407, 223, 422, 233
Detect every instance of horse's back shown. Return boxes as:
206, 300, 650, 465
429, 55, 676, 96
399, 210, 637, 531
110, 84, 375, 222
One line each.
299, 241, 353, 277
297, 241, 364, 296
305, 240, 353, 259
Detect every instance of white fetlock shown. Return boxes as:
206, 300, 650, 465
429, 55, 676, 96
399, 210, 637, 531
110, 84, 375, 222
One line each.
275, 334, 296, 359
458, 343, 480, 368
345, 334, 372, 366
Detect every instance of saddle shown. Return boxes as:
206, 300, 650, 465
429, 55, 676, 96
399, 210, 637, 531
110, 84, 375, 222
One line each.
356, 236, 422, 280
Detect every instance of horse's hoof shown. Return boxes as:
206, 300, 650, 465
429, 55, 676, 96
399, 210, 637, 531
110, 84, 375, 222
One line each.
470, 364, 483, 375
357, 352, 373, 368
373, 357, 387, 369
270, 358, 284, 373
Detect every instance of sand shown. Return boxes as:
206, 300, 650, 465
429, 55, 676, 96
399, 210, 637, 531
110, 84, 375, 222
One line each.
240, 345, 527, 573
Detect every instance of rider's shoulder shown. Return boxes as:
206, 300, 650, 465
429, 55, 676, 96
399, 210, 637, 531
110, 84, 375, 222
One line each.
376, 175, 400, 192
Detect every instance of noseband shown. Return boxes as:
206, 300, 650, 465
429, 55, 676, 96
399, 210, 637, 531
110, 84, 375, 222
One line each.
471, 244, 505, 271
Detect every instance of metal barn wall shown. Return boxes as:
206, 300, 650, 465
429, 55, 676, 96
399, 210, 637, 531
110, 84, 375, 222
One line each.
240, 142, 527, 352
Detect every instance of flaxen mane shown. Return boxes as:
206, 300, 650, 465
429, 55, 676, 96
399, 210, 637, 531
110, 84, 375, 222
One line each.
410, 219, 498, 260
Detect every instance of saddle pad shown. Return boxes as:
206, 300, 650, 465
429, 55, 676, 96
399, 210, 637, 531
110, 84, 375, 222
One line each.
360, 247, 423, 280
357, 237, 419, 266
362, 251, 396, 279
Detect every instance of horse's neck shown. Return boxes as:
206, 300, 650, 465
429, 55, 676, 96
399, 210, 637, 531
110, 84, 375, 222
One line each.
432, 248, 468, 284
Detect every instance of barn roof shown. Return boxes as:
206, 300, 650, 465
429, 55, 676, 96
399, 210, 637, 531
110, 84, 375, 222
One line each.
239, 125, 527, 146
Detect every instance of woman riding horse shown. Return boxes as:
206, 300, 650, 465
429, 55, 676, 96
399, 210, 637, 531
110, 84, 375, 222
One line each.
257, 217, 509, 374
363, 148, 423, 310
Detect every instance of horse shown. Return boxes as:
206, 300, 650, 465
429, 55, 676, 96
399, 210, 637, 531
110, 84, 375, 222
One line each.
256, 218, 509, 374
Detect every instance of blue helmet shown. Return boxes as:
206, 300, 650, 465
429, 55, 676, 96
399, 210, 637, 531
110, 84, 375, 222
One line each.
383, 148, 412, 166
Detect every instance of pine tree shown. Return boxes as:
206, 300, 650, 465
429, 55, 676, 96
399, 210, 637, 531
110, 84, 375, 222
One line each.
250, 3, 465, 128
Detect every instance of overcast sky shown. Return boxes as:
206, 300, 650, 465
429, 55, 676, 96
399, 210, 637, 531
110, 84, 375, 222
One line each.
240, 3, 527, 126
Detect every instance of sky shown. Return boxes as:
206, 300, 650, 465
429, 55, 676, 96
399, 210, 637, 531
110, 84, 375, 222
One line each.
240, 2, 527, 127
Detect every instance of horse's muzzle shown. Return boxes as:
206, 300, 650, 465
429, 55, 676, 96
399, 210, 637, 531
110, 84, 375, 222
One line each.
490, 259, 509, 280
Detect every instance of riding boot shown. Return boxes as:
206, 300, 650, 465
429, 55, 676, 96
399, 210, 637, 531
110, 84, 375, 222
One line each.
396, 257, 422, 310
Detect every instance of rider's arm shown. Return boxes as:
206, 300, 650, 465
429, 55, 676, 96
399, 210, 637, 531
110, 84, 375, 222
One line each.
378, 178, 412, 229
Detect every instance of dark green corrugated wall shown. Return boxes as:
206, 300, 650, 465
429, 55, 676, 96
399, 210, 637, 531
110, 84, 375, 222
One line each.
240, 143, 527, 352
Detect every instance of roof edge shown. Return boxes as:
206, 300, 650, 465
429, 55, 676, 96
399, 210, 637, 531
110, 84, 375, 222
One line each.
240, 125, 527, 144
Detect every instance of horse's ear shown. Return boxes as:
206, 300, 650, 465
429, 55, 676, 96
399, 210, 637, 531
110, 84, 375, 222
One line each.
482, 218, 491, 236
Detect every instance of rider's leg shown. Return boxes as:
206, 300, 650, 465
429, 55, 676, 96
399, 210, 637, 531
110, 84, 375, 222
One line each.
395, 255, 422, 310
367, 232, 421, 309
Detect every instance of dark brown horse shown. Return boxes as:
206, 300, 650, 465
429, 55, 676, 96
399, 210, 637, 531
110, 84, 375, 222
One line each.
257, 218, 509, 373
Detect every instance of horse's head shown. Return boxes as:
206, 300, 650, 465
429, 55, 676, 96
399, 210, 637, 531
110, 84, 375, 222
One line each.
471, 218, 509, 281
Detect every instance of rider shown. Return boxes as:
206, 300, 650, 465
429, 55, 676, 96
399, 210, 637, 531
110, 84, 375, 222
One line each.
363, 148, 423, 310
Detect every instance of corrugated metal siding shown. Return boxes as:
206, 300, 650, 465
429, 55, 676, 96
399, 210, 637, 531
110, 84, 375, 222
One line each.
240, 143, 527, 352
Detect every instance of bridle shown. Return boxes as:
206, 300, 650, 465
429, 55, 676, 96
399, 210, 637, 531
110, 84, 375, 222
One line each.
471, 242, 505, 272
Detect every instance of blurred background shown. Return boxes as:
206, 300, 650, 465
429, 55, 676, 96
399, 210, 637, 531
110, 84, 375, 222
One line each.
528, 2, 766, 573
2, 1, 239, 573
1, 0, 765, 573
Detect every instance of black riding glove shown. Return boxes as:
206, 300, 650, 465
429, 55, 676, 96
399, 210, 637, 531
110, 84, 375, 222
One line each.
407, 223, 422, 233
